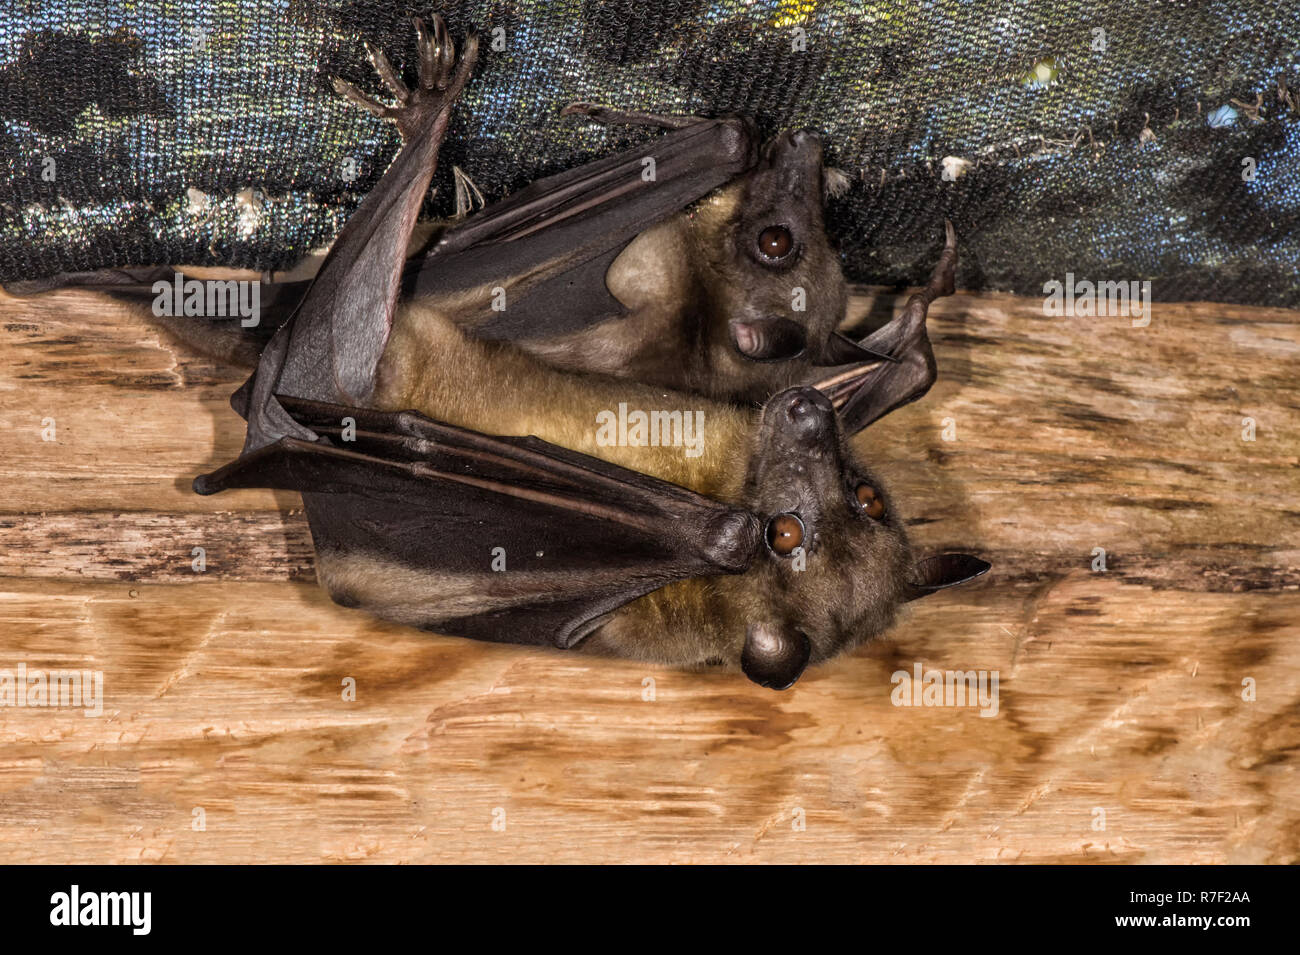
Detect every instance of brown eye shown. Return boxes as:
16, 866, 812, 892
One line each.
765, 513, 805, 556
757, 225, 793, 260
855, 483, 885, 519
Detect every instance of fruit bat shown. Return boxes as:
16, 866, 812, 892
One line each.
5, 42, 960, 433
185, 16, 988, 689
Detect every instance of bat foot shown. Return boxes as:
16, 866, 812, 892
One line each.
332, 14, 479, 142
927, 219, 958, 299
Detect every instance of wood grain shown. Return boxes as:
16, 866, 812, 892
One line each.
0, 283, 1296, 863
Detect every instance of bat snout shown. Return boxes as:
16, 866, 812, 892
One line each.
769, 128, 822, 158
771, 386, 835, 445
758, 129, 826, 198
788, 129, 820, 150
741, 621, 812, 690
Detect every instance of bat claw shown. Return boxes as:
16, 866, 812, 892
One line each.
435, 17, 456, 88
332, 76, 389, 120
337, 15, 479, 142
365, 41, 410, 102
414, 17, 438, 89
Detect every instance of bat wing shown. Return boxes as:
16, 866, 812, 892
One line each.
6, 114, 757, 363
196, 396, 760, 648
811, 221, 959, 435
3, 265, 180, 297
228, 19, 480, 455
404, 114, 757, 340
197, 27, 763, 649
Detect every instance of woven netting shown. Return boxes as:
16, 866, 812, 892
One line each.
2, 0, 1298, 305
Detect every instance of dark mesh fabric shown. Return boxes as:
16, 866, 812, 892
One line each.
2, 1, 1298, 305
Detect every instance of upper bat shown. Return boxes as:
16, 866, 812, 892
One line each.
407, 106, 898, 394
409, 103, 958, 434
5, 56, 958, 437
192, 16, 989, 690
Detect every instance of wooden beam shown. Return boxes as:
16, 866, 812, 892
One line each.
0, 283, 1295, 863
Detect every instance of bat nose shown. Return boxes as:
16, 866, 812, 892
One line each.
729, 318, 808, 361
767, 129, 823, 162
766, 130, 825, 195
776, 386, 834, 441
782, 386, 833, 418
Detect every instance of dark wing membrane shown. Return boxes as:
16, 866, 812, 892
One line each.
4, 118, 757, 359
810, 221, 958, 435
273, 124, 451, 408
196, 397, 760, 649
4, 265, 181, 297
404, 116, 757, 339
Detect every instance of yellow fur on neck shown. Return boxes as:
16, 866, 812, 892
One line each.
373, 298, 753, 499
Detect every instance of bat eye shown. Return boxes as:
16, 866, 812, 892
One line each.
757, 225, 794, 260
855, 483, 885, 519
765, 513, 805, 556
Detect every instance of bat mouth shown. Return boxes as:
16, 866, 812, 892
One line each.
729, 318, 807, 362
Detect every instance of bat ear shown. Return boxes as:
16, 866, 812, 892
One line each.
741, 622, 812, 690
904, 554, 990, 601
812, 331, 898, 366
730, 318, 808, 361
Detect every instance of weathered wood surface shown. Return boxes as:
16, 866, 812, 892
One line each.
0, 283, 1296, 863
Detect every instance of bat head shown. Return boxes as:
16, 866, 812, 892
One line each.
689, 130, 856, 401
730, 386, 984, 690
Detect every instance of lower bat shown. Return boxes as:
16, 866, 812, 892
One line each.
192, 17, 988, 689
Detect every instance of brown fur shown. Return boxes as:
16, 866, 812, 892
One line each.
450, 133, 851, 405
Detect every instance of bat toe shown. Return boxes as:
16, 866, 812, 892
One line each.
335, 15, 479, 142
